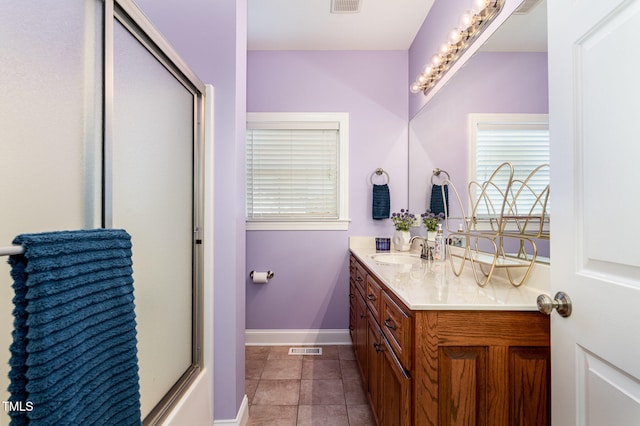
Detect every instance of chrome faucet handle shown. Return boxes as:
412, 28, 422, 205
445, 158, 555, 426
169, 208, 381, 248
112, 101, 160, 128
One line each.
409, 236, 430, 259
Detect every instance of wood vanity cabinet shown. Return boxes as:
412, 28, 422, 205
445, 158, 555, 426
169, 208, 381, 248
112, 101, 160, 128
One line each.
349, 254, 550, 426
350, 255, 412, 425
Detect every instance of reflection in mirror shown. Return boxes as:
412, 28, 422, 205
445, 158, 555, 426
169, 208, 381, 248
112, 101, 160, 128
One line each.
408, 0, 549, 262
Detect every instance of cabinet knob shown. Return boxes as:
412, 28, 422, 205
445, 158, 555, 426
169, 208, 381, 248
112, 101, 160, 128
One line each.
367, 294, 376, 301
373, 342, 383, 353
384, 318, 396, 330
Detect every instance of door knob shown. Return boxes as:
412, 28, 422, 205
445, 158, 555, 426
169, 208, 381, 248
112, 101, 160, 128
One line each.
537, 291, 572, 317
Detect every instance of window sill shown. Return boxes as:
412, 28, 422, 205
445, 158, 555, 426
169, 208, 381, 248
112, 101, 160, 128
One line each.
246, 219, 350, 231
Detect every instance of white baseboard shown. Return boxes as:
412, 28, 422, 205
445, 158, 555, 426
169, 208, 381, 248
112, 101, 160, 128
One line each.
213, 395, 249, 426
245, 329, 352, 346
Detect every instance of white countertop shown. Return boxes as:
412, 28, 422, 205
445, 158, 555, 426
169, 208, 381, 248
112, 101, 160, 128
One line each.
350, 237, 550, 311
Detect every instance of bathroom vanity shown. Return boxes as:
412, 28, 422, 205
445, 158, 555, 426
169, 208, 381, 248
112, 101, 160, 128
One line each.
349, 237, 550, 425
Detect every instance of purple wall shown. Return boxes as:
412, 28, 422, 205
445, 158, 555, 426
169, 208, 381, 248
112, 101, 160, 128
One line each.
133, 0, 247, 420
246, 50, 409, 329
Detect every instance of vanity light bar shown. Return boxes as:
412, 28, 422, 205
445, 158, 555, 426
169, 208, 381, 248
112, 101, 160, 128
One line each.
410, 0, 504, 96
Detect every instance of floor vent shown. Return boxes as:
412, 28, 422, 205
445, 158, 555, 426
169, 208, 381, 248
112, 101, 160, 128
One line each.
288, 347, 322, 356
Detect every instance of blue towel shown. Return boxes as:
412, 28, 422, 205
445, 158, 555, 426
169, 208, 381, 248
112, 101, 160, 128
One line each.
372, 184, 390, 220
430, 184, 449, 217
7, 229, 141, 426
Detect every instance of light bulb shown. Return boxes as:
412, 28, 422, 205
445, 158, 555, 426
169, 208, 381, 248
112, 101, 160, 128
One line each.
473, 0, 490, 11
423, 65, 433, 76
460, 10, 476, 29
431, 53, 442, 67
440, 42, 451, 56
448, 28, 463, 44
410, 82, 421, 93
417, 73, 426, 84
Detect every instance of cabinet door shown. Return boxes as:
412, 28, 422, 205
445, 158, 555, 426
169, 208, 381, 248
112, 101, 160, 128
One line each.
354, 290, 368, 383
349, 282, 357, 342
366, 311, 383, 424
380, 334, 411, 426
438, 346, 488, 425
509, 347, 550, 426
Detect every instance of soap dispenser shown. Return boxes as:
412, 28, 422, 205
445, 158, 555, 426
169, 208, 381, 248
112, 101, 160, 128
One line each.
434, 223, 445, 261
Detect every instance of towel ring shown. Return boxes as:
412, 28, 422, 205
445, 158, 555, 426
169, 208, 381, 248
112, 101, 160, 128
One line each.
370, 168, 390, 185
431, 168, 450, 185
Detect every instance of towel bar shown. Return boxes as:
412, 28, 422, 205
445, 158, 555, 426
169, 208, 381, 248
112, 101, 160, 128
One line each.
431, 168, 450, 185
0, 245, 24, 256
370, 168, 390, 185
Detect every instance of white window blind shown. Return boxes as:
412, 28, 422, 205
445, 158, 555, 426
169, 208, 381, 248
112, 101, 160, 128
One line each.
470, 114, 550, 217
246, 112, 349, 230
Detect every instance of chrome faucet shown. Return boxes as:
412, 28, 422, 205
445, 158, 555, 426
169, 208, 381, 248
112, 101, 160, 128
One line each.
409, 236, 433, 261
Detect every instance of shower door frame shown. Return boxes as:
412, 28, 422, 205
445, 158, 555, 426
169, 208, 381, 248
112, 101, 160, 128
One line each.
102, 1, 206, 424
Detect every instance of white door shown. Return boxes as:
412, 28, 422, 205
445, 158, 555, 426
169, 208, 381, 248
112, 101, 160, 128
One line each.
547, 0, 640, 424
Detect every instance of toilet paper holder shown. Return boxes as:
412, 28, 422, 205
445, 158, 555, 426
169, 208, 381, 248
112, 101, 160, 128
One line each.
249, 270, 275, 280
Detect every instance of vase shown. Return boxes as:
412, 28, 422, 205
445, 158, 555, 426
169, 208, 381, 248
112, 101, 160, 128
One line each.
392, 230, 411, 251
427, 231, 437, 242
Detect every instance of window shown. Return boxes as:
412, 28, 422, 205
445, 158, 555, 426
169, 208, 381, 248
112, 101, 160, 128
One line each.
469, 113, 550, 218
246, 112, 349, 230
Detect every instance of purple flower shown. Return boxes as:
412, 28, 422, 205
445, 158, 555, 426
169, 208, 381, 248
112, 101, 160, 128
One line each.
390, 209, 415, 231
422, 209, 444, 231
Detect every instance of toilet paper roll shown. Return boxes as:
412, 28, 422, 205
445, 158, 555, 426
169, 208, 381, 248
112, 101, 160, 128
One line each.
251, 271, 270, 284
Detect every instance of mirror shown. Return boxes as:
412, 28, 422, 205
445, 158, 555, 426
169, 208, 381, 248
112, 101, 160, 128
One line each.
408, 0, 549, 261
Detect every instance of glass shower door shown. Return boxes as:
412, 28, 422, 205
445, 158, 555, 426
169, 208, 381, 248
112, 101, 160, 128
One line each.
111, 17, 200, 421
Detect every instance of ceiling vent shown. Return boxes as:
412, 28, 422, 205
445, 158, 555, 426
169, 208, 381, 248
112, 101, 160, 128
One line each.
513, 0, 542, 14
331, 0, 361, 14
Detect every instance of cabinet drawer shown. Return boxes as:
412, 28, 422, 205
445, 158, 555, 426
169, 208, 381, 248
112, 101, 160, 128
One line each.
366, 275, 382, 322
354, 262, 367, 297
381, 291, 412, 370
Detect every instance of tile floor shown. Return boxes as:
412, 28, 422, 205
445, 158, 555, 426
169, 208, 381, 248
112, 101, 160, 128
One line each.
245, 345, 376, 425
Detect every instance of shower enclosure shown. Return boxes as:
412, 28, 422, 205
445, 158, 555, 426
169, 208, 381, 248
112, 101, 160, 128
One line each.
0, 1, 208, 424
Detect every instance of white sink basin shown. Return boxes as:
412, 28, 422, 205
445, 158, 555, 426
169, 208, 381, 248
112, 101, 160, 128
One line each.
370, 253, 424, 265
